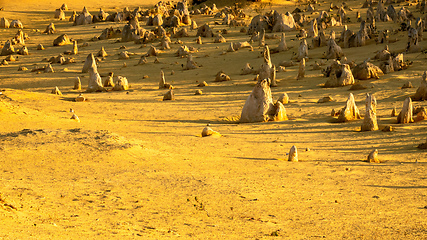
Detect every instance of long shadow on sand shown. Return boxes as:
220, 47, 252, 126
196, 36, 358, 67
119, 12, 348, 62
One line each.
364, 185, 427, 189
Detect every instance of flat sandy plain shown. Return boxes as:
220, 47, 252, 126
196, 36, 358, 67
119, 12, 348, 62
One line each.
0, 0, 426, 239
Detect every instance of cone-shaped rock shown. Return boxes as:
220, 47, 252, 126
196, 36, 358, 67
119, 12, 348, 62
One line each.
337, 93, 361, 122
82, 53, 97, 73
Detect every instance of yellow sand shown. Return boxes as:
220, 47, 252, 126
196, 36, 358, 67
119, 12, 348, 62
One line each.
0, 0, 426, 239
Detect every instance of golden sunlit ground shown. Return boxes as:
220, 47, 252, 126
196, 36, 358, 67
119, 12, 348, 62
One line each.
0, 0, 426, 239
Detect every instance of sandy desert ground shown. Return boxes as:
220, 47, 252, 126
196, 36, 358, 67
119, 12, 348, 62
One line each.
0, 0, 426, 239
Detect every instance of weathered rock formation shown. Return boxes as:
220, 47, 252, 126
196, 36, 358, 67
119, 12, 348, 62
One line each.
44, 23, 56, 34
406, 27, 421, 53
1, 40, 14, 56
0, 17, 10, 28
201, 125, 220, 137
272, 12, 296, 32
241, 63, 254, 75
159, 70, 173, 89
53, 34, 72, 46
44, 63, 54, 73
215, 71, 231, 82
367, 149, 379, 163
82, 53, 97, 73
51, 86, 62, 95
146, 45, 159, 57
337, 93, 361, 122
55, 8, 66, 20
134, 54, 147, 65
288, 145, 298, 162
324, 61, 355, 87
259, 46, 277, 87
87, 67, 104, 92
361, 94, 378, 131
271, 33, 287, 53
184, 54, 198, 70
412, 71, 427, 101
214, 34, 226, 43
74, 77, 81, 90
277, 93, 289, 104
240, 78, 287, 123
10, 20, 23, 28
18, 46, 29, 55
112, 76, 129, 91
74, 7, 93, 25
97, 47, 108, 57
295, 39, 308, 61
397, 97, 413, 124
163, 90, 175, 101
352, 60, 384, 80
196, 24, 213, 37
324, 38, 343, 59
103, 72, 115, 87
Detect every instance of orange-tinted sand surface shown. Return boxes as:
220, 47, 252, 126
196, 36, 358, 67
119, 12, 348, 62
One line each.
0, 0, 426, 239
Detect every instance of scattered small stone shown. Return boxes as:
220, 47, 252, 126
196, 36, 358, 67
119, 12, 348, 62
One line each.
367, 149, 379, 163
382, 125, 393, 132
215, 71, 231, 82
195, 90, 202, 95
163, 89, 175, 101
143, 75, 149, 79
75, 94, 86, 102
317, 96, 333, 103
288, 145, 298, 162
37, 44, 45, 50
71, 114, 80, 122
51, 86, 62, 95
201, 124, 220, 137
349, 82, 367, 90
197, 81, 208, 87
401, 81, 413, 89
74, 77, 81, 90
